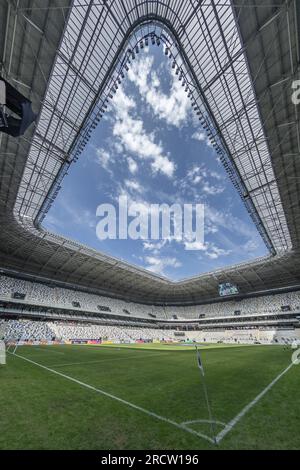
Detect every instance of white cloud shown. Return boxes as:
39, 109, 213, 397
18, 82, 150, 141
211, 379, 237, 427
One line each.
202, 181, 225, 195
145, 256, 182, 275
113, 88, 135, 117
210, 171, 223, 181
143, 240, 166, 250
191, 241, 231, 259
150, 153, 175, 177
124, 179, 143, 193
127, 157, 138, 174
192, 131, 206, 142
206, 244, 231, 260
179, 164, 224, 196
128, 56, 191, 128
244, 239, 260, 253
127, 56, 152, 94
114, 142, 124, 154
192, 130, 217, 150
145, 79, 191, 127
95, 148, 111, 171
112, 87, 175, 178
143, 240, 168, 256
184, 241, 205, 251
186, 165, 205, 184
206, 224, 218, 235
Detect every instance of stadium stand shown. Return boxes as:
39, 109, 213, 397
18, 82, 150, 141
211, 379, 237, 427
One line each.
185, 329, 300, 345
48, 323, 174, 342
1, 274, 299, 345
0, 275, 156, 318
1, 275, 300, 320
2, 319, 54, 342
1, 318, 299, 346
0, 319, 175, 343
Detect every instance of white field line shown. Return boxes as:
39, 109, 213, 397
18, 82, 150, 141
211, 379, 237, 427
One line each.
10, 352, 215, 445
48, 352, 171, 368
182, 419, 226, 427
216, 362, 294, 444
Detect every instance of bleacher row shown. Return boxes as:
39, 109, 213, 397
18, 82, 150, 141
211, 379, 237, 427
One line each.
1, 319, 299, 345
186, 329, 300, 345
1, 275, 300, 319
1, 320, 175, 342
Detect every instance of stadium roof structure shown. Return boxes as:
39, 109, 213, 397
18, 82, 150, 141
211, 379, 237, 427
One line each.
0, 0, 300, 305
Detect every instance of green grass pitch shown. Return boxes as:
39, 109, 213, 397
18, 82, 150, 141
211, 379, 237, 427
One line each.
0, 343, 299, 450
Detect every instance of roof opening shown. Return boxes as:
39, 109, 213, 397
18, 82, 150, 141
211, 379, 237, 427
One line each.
43, 43, 268, 280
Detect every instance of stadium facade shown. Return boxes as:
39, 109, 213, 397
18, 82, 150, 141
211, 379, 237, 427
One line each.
0, 0, 300, 309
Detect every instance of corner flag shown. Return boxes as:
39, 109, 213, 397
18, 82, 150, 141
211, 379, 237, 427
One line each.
196, 346, 205, 376
195, 346, 217, 444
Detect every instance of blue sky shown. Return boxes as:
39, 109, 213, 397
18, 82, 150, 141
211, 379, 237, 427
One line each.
43, 46, 268, 281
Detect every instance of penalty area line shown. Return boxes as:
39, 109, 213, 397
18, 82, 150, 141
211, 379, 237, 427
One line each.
216, 362, 294, 444
10, 352, 215, 445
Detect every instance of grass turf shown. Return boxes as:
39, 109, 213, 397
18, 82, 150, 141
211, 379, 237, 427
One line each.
0, 343, 299, 450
